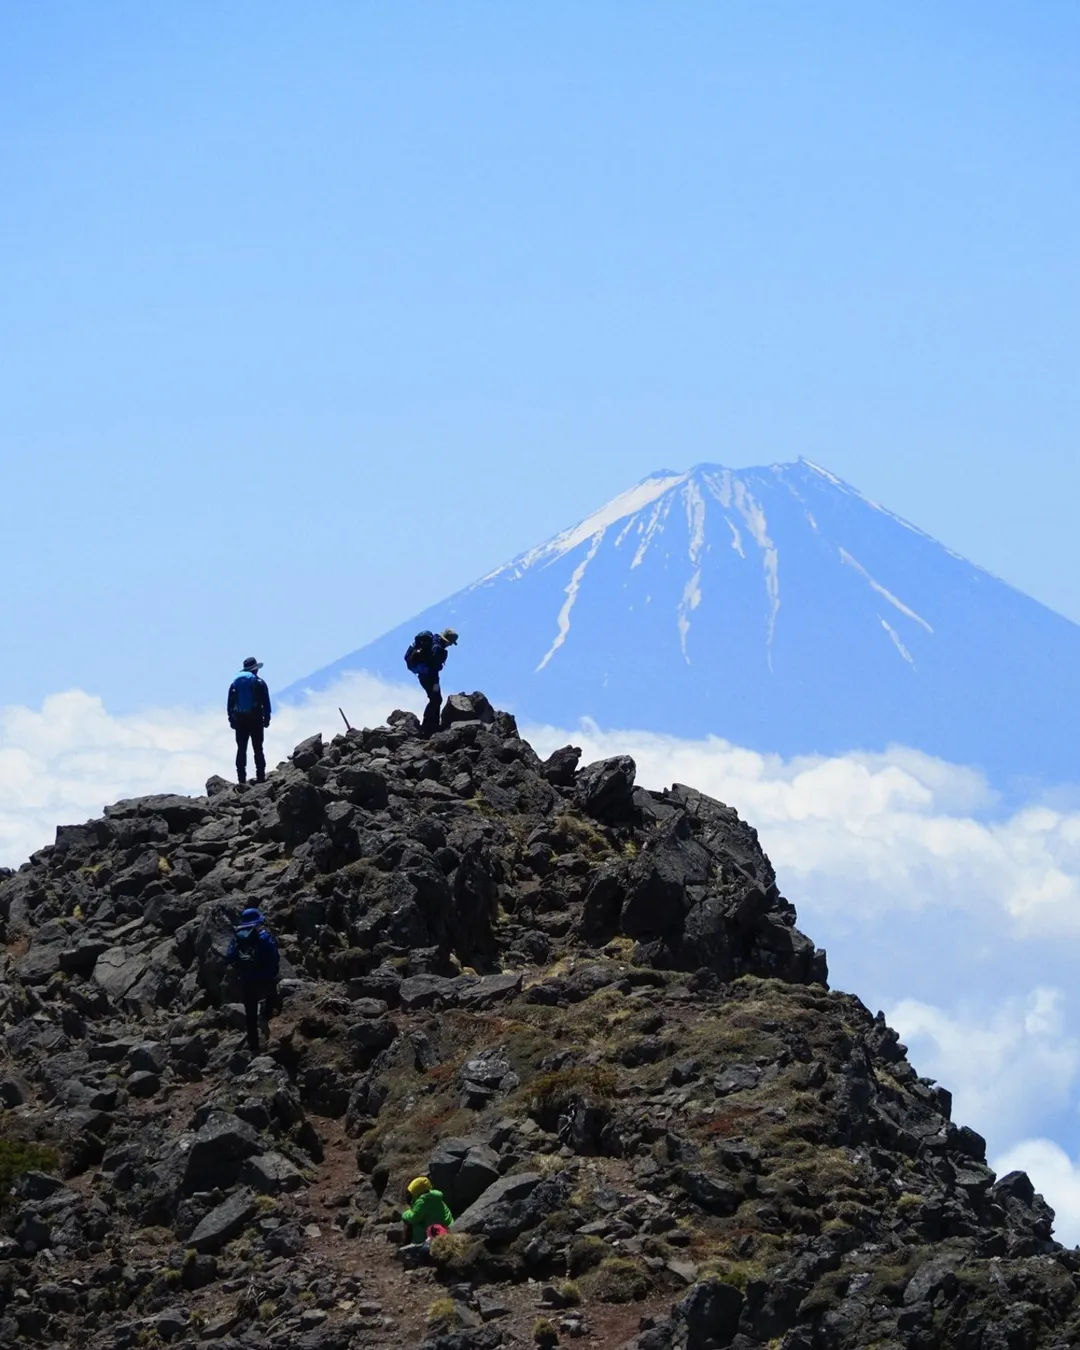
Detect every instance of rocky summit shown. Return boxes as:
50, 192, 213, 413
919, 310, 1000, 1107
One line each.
0, 692, 1075, 1350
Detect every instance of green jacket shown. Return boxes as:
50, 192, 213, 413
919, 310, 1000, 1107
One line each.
402, 1188, 454, 1243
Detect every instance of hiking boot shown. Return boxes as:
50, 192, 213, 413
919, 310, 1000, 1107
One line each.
255, 772, 266, 784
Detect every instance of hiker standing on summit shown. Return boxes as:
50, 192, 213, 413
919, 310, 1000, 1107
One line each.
228, 657, 272, 784
404, 628, 458, 736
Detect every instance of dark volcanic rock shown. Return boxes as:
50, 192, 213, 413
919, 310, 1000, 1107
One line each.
575, 754, 637, 822
0, 691, 1076, 1350
187, 1188, 258, 1252
183, 1112, 261, 1193
452, 1172, 543, 1236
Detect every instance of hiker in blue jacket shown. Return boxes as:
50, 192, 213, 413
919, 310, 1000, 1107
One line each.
226, 907, 280, 1052
228, 657, 272, 784
404, 629, 458, 736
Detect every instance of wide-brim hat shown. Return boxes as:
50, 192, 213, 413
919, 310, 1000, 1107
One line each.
242, 657, 264, 671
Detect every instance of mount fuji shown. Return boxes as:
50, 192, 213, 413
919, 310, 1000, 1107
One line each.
284, 460, 1080, 787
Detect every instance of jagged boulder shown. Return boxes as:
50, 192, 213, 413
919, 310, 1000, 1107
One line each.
182, 1112, 262, 1193
440, 692, 496, 729
576, 754, 637, 822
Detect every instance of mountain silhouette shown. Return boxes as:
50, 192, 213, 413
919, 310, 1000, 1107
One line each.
284, 460, 1080, 787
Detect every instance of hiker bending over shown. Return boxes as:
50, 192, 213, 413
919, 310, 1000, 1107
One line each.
404, 629, 458, 737
226, 907, 280, 1053
400, 1176, 454, 1249
228, 656, 272, 784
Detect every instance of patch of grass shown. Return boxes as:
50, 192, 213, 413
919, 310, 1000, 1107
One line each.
533, 1316, 559, 1347
555, 1279, 581, 1306
585, 1255, 652, 1303
528, 1066, 617, 1114
766, 1147, 865, 1197
567, 1235, 609, 1276
0, 1136, 59, 1212
697, 1257, 770, 1292
865, 1260, 918, 1304
426, 1296, 461, 1330
551, 813, 611, 857
795, 1269, 850, 1317
429, 1231, 486, 1280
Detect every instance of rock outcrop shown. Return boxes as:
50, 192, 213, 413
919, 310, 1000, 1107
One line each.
0, 694, 1075, 1348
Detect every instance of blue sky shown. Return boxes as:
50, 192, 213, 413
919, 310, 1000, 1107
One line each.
3, 2, 1080, 709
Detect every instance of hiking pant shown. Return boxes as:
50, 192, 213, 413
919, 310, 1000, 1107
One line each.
418, 673, 442, 736
242, 979, 277, 1052
234, 714, 266, 782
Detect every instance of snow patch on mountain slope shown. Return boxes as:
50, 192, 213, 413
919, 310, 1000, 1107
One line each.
536, 529, 606, 671
840, 548, 934, 634
524, 471, 687, 569
882, 619, 916, 666
703, 467, 734, 510
801, 458, 845, 489
730, 478, 781, 662
630, 495, 674, 568
677, 479, 708, 660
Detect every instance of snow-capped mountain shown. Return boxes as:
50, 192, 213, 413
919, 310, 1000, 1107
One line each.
283, 460, 1080, 787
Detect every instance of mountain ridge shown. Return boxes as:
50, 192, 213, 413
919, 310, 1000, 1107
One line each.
284, 462, 1080, 787
0, 692, 1078, 1349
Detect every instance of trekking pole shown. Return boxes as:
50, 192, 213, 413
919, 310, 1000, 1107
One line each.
339, 707, 353, 732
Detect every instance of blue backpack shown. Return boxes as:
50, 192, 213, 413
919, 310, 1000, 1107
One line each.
233, 672, 262, 715
404, 632, 438, 674
234, 919, 276, 973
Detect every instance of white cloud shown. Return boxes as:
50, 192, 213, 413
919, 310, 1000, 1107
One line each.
991, 1139, 1080, 1248
887, 988, 1080, 1145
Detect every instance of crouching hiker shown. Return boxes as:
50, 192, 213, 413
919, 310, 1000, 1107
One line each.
226, 907, 280, 1053
397, 1176, 453, 1264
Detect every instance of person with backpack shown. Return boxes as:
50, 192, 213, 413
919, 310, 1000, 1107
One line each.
228, 657, 272, 784
225, 907, 280, 1052
403, 628, 458, 736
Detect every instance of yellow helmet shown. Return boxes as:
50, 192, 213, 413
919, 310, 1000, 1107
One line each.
407, 1176, 432, 1198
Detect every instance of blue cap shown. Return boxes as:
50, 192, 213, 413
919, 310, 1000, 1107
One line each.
240, 907, 263, 922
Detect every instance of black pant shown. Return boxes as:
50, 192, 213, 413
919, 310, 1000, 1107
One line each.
242, 980, 277, 1052
234, 714, 266, 782
419, 673, 442, 735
